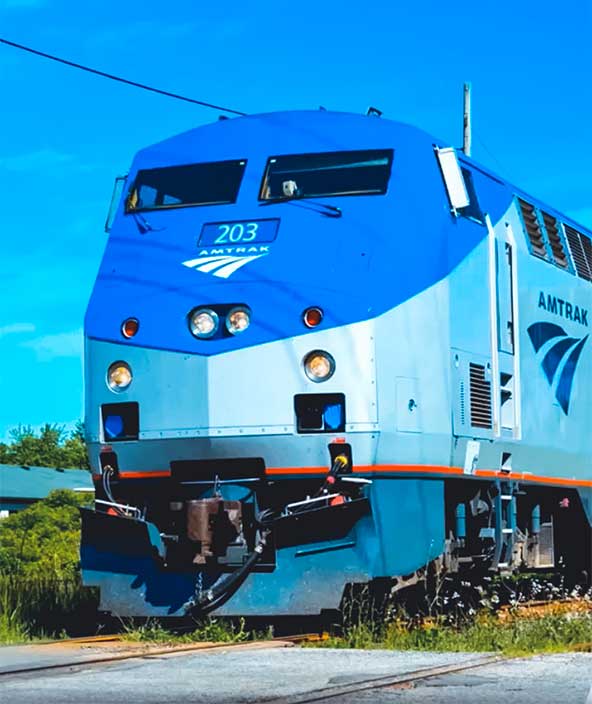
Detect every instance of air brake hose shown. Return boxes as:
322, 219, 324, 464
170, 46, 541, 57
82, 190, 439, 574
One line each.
192, 455, 349, 615
194, 530, 270, 615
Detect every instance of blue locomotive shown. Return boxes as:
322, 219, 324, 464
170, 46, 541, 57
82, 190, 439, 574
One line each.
81, 110, 592, 618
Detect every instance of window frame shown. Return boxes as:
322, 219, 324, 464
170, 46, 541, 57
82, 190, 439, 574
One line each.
125, 158, 248, 214
258, 148, 394, 202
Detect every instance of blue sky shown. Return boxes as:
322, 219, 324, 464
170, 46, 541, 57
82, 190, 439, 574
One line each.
0, 0, 591, 440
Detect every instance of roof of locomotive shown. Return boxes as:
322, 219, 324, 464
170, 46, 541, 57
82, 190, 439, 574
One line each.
130, 109, 591, 238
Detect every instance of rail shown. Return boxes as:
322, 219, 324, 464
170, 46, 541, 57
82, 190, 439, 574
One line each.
0, 634, 324, 679
254, 656, 509, 703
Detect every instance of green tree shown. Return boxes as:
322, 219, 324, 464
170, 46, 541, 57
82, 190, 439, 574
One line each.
60, 422, 90, 470
0, 423, 89, 470
0, 489, 90, 578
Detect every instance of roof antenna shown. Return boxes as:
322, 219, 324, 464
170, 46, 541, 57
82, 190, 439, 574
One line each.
366, 106, 382, 117
463, 82, 472, 156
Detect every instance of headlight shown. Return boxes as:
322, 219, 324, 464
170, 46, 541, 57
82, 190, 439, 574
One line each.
189, 308, 219, 338
226, 306, 251, 335
107, 362, 132, 392
303, 350, 335, 382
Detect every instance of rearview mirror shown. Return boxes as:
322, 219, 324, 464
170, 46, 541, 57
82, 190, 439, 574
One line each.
435, 147, 470, 212
104, 175, 128, 233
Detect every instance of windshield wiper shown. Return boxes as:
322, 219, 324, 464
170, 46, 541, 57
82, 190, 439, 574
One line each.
259, 196, 342, 218
132, 212, 166, 234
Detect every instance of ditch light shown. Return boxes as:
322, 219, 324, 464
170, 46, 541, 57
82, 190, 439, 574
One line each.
101, 402, 139, 442
294, 393, 346, 433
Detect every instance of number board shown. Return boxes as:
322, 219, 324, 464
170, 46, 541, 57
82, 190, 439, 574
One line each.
199, 219, 280, 246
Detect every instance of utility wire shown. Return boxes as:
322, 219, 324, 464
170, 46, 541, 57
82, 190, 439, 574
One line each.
0, 37, 247, 116
474, 129, 510, 178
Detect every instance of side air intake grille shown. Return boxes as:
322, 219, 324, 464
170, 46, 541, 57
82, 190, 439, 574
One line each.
541, 211, 567, 268
518, 199, 547, 259
564, 225, 592, 281
469, 363, 492, 429
536, 521, 555, 568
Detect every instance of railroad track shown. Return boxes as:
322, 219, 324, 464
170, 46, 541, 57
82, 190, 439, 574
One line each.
2, 627, 587, 701
261, 655, 507, 703
497, 597, 592, 622
0, 633, 322, 679
0, 633, 509, 701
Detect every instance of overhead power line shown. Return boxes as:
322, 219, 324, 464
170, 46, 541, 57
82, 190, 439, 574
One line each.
474, 129, 510, 177
0, 37, 247, 116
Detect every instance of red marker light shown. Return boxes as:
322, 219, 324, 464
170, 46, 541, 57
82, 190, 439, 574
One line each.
121, 318, 139, 339
303, 307, 323, 328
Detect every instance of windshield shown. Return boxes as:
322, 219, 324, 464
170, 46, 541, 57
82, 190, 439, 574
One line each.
126, 159, 246, 212
259, 149, 393, 201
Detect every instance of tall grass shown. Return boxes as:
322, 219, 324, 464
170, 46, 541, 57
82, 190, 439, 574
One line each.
315, 601, 592, 655
319, 612, 592, 655
311, 581, 592, 655
0, 574, 98, 643
386, 613, 592, 655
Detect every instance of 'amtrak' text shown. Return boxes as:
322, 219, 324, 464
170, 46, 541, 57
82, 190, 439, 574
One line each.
538, 291, 588, 326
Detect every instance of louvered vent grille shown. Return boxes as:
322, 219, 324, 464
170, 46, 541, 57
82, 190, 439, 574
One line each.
541, 211, 567, 268
518, 199, 547, 259
469, 363, 492, 429
564, 225, 592, 281
583, 234, 592, 277
536, 522, 555, 569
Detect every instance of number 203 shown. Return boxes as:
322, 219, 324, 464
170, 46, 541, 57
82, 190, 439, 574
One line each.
214, 222, 258, 244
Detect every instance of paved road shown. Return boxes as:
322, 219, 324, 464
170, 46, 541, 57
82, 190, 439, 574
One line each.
0, 646, 590, 703
338, 653, 592, 704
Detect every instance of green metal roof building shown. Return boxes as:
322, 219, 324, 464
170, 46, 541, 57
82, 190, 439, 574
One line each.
0, 464, 94, 514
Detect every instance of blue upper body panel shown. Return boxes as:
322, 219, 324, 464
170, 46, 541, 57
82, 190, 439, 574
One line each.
85, 110, 513, 356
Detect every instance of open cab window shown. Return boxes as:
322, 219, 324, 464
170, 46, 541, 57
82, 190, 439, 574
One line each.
126, 159, 246, 212
259, 149, 394, 201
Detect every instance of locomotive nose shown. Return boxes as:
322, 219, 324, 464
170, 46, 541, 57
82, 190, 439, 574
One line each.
87, 314, 377, 450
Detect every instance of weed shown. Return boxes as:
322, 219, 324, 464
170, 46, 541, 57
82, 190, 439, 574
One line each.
121, 617, 252, 645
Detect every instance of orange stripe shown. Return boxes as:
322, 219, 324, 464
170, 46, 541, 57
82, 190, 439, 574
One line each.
266, 466, 328, 475
266, 463, 592, 488
265, 464, 464, 477
118, 470, 172, 479
474, 469, 592, 487
105, 464, 592, 489
356, 464, 465, 476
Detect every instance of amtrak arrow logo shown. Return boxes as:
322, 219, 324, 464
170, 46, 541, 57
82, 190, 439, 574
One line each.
182, 248, 268, 279
527, 322, 588, 415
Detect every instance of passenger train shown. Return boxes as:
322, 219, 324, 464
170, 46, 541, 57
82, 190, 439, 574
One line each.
81, 109, 592, 618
